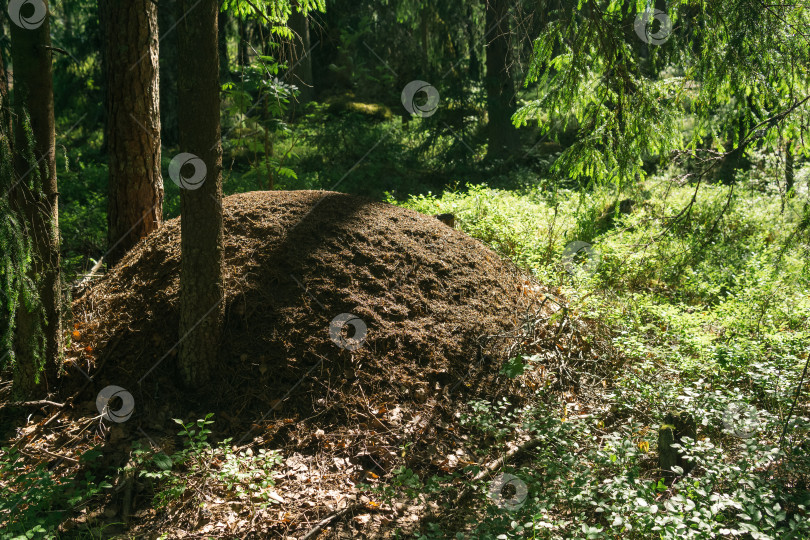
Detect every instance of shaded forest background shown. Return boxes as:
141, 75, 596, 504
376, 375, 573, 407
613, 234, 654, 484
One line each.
2, 0, 810, 538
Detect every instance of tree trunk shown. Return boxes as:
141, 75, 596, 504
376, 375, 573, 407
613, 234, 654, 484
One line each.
238, 17, 249, 68
62, 0, 73, 36
9, 1, 63, 399
785, 143, 795, 197
420, 8, 430, 70
468, 5, 481, 85
158, 0, 179, 147
176, 0, 224, 387
288, 6, 314, 103
484, 0, 517, 159
218, 8, 230, 81
0, 37, 12, 150
658, 410, 696, 479
101, 0, 163, 267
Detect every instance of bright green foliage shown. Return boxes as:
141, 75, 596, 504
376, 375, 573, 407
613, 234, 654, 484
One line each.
390, 162, 810, 537
9, 0, 810, 535
0, 447, 112, 539
128, 414, 284, 510
220, 56, 300, 190
452, 395, 808, 539
221, 0, 325, 37
516, 1, 810, 186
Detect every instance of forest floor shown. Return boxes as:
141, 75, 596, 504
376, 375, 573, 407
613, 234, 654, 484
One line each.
5, 174, 809, 538
1, 191, 616, 538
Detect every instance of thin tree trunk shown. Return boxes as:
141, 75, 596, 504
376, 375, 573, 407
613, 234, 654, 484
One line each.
9, 1, 62, 399
63, 0, 73, 36
0, 38, 12, 149
785, 143, 795, 197
264, 93, 273, 189
238, 17, 249, 68
218, 7, 230, 81
159, 0, 179, 147
468, 3, 480, 84
421, 8, 429, 69
485, 0, 517, 159
176, 0, 224, 387
288, 5, 314, 103
101, 0, 163, 266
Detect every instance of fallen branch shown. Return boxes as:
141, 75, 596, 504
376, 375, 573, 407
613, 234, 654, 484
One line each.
20, 447, 79, 464
76, 256, 105, 288
454, 437, 543, 506
299, 503, 365, 540
4, 399, 65, 409
473, 438, 542, 482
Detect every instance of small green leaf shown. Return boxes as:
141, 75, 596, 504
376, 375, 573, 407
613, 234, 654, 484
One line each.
153, 453, 173, 471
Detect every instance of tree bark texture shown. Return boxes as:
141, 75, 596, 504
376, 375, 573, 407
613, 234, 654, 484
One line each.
9, 1, 62, 399
101, 0, 163, 266
176, 0, 225, 387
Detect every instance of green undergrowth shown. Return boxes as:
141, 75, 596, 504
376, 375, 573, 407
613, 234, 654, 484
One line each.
389, 172, 810, 538
0, 414, 283, 538
0, 446, 111, 539
13, 145, 810, 537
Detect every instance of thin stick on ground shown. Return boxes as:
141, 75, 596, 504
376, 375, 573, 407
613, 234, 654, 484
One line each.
3, 399, 65, 409
299, 503, 365, 540
454, 437, 543, 507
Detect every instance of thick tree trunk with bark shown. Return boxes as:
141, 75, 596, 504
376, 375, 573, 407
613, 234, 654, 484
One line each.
176, 0, 225, 387
9, 2, 63, 399
101, 0, 163, 266
484, 0, 517, 159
